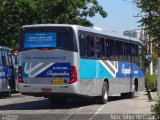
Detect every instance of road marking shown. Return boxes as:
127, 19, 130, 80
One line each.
88, 104, 106, 120
63, 107, 83, 120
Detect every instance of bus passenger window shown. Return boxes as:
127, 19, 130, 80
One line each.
105, 39, 110, 58
119, 42, 123, 59
123, 42, 130, 60
0, 51, 2, 66
79, 34, 86, 57
122, 42, 125, 59
94, 37, 101, 58
127, 43, 131, 60
135, 45, 139, 61
1, 50, 8, 66
87, 35, 95, 57
115, 41, 119, 59
131, 44, 134, 60
109, 40, 115, 58
131, 44, 137, 61
4, 51, 9, 66
1, 51, 5, 66
100, 38, 105, 58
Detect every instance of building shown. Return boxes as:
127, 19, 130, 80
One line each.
123, 29, 148, 46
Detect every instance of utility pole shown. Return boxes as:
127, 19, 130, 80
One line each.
149, 36, 153, 75
148, 8, 153, 75
158, 45, 160, 96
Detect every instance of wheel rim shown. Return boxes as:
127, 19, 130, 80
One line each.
7, 85, 11, 97
133, 82, 135, 92
103, 86, 108, 100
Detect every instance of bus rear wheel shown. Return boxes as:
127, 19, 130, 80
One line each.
6, 85, 11, 97
97, 81, 109, 104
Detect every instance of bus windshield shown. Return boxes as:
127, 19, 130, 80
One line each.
20, 27, 77, 51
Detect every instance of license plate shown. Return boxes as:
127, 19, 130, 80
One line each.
52, 78, 64, 84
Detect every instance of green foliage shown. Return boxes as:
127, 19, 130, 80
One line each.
145, 73, 157, 91
152, 98, 160, 120
152, 50, 158, 72
0, 0, 107, 48
137, 0, 160, 47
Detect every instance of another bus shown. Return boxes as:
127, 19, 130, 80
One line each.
0, 46, 17, 97
18, 24, 145, 104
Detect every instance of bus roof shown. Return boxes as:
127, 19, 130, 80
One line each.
21, 24, 144, 46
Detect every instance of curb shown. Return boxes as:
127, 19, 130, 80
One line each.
149, 91, 154, 101
145, 82, 153, 101
150, 91, 159, 101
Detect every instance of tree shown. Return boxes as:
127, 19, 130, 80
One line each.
135, 0, 160, 73
0, 0, 107, 48
136, 0, 160, 47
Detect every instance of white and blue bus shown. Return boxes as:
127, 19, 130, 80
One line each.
18, 24, 145, 104
0, 46, 18, 97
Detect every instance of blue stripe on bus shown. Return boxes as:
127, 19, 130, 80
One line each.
80, 59, 113, 79
22, 63, 70, 78
21, 59, 144, 79
80, 59, 144, 79
116, 62, 144, 78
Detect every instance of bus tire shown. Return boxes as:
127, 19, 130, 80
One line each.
98, 81, 109, 104
130, 80, 136, 98
6, 85, 11, 97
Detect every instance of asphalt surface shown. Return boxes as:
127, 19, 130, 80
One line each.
0, 91, 156, 120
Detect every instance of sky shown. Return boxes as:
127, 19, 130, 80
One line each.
88, 0, 142, 37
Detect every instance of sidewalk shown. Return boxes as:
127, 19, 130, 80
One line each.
150, 91, 159, 101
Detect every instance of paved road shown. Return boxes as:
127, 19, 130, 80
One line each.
0, 91, 156, 120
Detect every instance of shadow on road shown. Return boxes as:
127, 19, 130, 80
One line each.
0, 95, 135, 110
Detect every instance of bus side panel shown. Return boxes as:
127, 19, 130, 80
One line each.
115, 61, 145, 94
80, 59, 113, 96
108, 78, 131, 95
80, 59, 145, 97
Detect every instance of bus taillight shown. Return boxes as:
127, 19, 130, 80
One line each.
69, 66, 77, 84
18, 66, 24, 83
